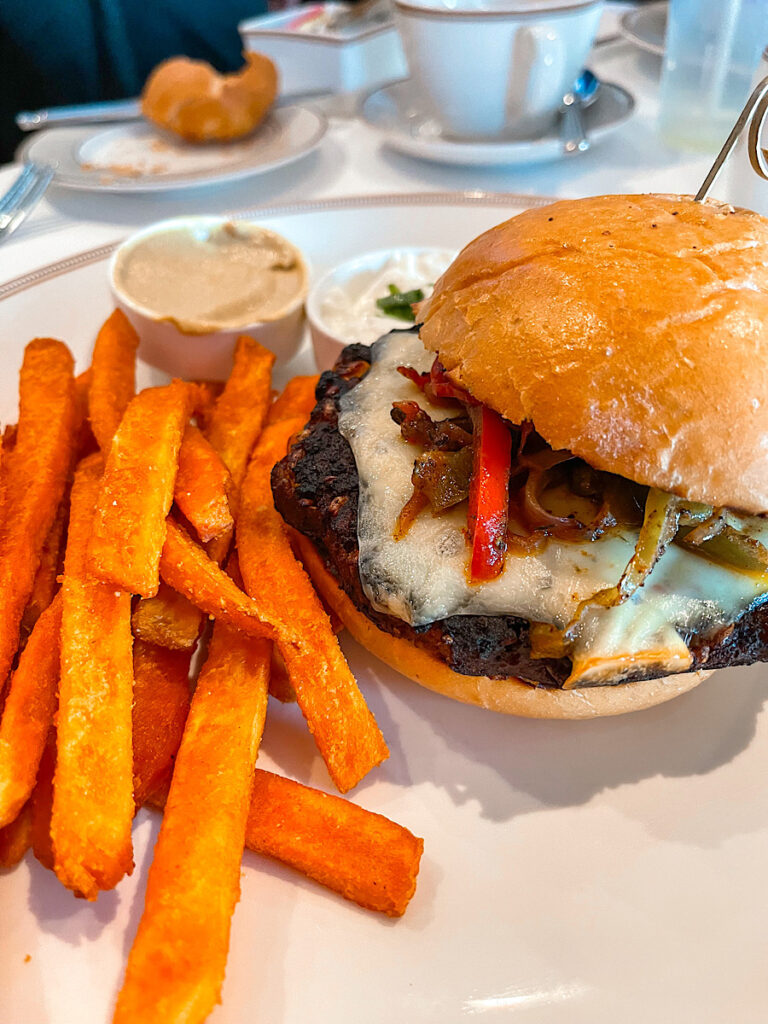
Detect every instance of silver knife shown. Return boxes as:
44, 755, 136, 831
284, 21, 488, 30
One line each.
15, 91, 299, 132
16, 98, 142, 131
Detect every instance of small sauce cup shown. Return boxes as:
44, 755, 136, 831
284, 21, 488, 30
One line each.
109, 215, 309, 380
306, 246, 455, 368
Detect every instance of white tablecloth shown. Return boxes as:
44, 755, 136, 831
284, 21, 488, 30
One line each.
0, 15, 740, 285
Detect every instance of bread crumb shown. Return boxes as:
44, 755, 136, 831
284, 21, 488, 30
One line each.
24, 954, 31, 963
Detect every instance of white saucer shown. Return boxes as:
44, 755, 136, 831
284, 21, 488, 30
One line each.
620, 1, 667, 57
18, 105, 327, 194
360, 79, 635, 167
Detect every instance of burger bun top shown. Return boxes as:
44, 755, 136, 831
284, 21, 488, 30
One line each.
418, 194, 768, 513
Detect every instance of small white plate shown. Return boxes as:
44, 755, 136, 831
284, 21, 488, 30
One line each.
17, 106, 327, 194
620, 1, 667, 57
360, 78, 635, 167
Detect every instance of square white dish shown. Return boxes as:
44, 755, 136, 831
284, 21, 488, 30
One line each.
239, 4, 407, 96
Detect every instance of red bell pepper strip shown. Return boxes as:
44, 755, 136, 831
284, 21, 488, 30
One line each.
428, 360, 479, 405
467, 406, 513, 582
397, 358, 479, 406
397, 365, 430, 390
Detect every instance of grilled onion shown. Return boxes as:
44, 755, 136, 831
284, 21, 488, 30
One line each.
564, 489, 696, 640
680, 522, 768, 575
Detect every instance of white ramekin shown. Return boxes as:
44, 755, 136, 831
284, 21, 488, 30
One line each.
306, 245, 455, 369
109, 215, 309, 380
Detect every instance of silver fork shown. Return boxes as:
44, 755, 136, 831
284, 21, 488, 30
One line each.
0, 162, 55, 244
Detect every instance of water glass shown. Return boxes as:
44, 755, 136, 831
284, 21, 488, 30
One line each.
658, 0, 767, 152
721, 46, 768, 214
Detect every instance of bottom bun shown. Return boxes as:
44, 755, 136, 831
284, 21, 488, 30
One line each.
291, 532, 712, 720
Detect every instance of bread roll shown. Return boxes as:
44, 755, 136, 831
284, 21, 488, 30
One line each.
418, 194, 768, 513
141, 52, 278, 143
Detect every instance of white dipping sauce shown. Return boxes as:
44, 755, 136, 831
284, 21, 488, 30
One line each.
318, 247, 455, 345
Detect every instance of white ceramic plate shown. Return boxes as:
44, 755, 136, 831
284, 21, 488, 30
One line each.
17, 106, 327, 194
2, 193, 768, 1024
360, 78, 635, 166
620, 1, 667, 57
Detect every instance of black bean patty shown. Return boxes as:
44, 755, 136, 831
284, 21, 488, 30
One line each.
271, 340, 768, 688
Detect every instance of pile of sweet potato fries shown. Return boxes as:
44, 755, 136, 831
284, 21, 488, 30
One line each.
0, 311, 423, 1023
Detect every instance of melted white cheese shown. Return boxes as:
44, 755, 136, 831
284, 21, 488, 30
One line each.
338, 330, 768, 686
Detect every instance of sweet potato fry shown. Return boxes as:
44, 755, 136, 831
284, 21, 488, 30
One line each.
20, 368, 90, 637
188, 381, 223, 433
0, 339, 76, 693
74, 368, 97, 457
88, 309, 139, 452
0, 594, 61, 828
21, 364, 92, 635
2, 423, 16, 452
160, 518, 288, 645
267, 374, 319, 424
238, 418, 389, 793
246, 770, 423, 917
205, 336, 274, 490
114, 619, 269, 1024
52, 454, 134, 899
89, 380, 191, 596
268, 648, 295, 703
132, 641, 192, 808
0, 442, 5, 541
204, 528, 233, 568
133, 420, 226, 645
30, 731, 55, 871
74, 368, 91, 410
21, 489, 68, 635
147, 768, 423, 917
131, 582, 203, 650
200, 337, 274, 566
0, 799, 32, 869
174, 424, 233, 543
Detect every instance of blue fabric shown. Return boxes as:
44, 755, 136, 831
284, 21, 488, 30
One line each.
0, 0, 269, 159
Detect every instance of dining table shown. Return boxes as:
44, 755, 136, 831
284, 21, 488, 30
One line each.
0, 8, 729, 287
5, 6, 768, 1024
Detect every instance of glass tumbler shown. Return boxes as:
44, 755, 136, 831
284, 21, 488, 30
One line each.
721, 46, 768, 214
658, 0, 767, 152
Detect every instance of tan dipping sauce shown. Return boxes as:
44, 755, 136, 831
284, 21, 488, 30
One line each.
114, 222, 306, 333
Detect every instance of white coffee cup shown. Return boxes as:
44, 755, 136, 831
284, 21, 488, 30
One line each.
393, 0, 604, 139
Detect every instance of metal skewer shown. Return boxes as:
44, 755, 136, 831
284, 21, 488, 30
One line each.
695, 74, 768, 202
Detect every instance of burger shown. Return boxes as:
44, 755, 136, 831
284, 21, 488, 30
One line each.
272, 194, 768, 719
